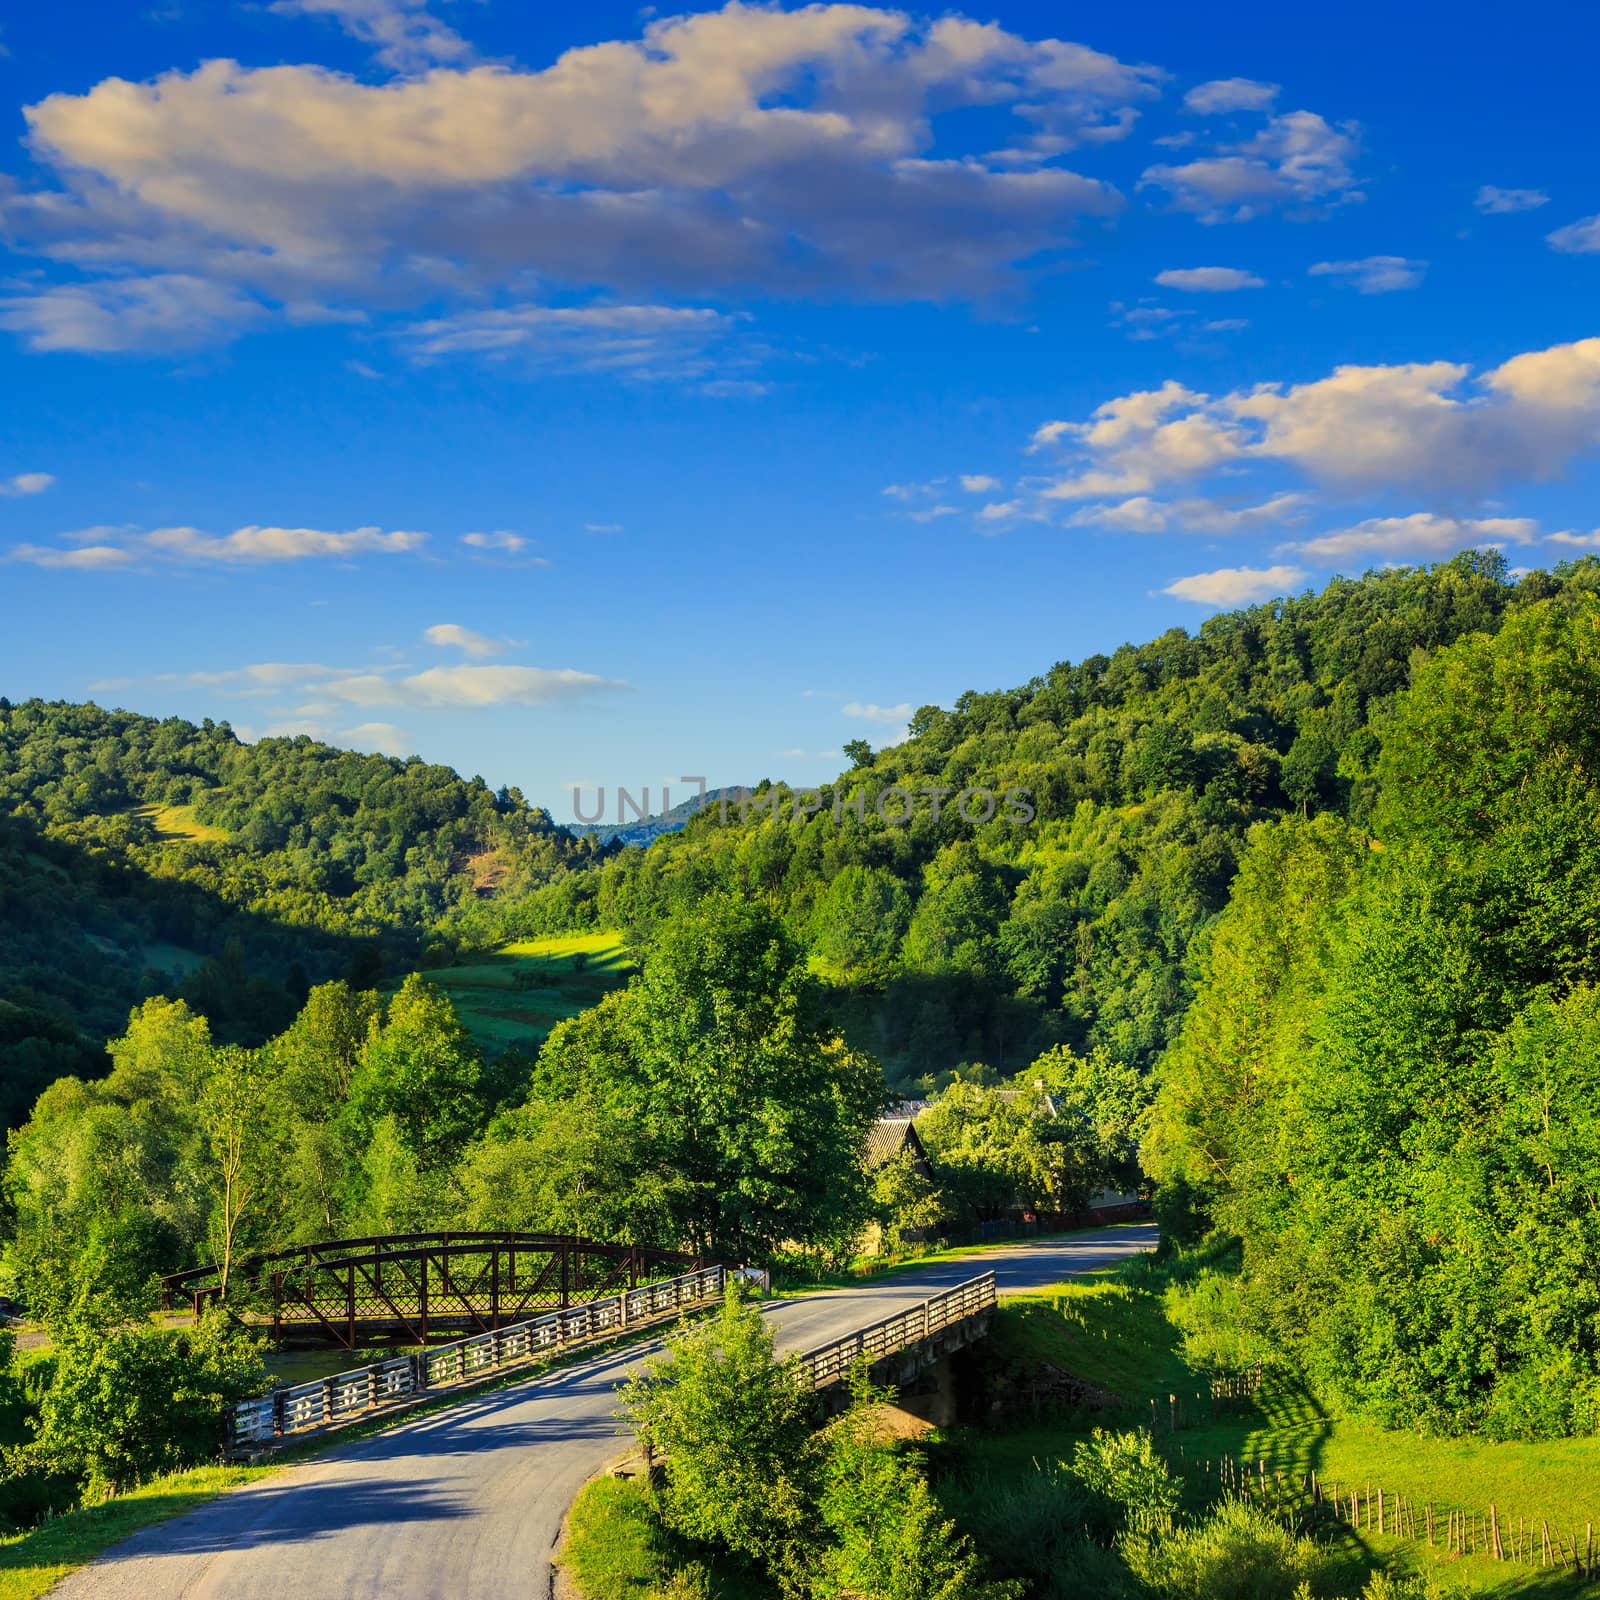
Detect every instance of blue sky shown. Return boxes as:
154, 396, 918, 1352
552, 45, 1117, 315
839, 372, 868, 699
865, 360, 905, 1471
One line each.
1, 0, 1597, 819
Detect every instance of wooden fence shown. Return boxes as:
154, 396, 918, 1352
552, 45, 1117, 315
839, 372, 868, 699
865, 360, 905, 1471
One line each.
1180, 1448, 1597, 1579
228, 1264, 727, 1450
794, 1272, 996, 1390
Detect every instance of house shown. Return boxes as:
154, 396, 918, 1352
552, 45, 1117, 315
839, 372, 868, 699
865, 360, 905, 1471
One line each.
864, 1114, 934, 1183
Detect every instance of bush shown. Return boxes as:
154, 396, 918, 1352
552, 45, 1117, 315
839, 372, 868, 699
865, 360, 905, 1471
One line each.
1119, 1498, 1338, 1600
619, 1287, 819, 1578
938, 1463, 1132, 1600
815, 1372, 1020, 1600
1069, 1428, 1181, 1540
11, 1315, 265, 1496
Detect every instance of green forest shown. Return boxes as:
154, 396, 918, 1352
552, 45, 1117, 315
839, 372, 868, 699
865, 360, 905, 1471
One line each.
6, 551, 1600, 1594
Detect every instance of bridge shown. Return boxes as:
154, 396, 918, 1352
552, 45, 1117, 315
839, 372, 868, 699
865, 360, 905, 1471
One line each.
60, 1224, 1158, 1600
159, 1232, 704, 1349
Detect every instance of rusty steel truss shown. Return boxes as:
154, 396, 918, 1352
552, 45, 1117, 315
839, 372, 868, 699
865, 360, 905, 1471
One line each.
159, 1232, 704, 1350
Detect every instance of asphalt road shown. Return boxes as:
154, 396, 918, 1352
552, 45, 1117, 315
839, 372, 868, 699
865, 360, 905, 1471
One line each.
53, 1222, 1157, 1600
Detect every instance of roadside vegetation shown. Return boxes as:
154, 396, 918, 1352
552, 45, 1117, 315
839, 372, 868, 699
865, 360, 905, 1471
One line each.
7, 557, 1600, 1587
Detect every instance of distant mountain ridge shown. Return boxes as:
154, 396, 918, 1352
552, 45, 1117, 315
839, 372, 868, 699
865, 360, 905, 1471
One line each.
564, 784, 760, 847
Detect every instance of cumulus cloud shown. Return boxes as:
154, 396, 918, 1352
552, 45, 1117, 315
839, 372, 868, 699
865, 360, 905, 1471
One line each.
1285, 513, 1540, 563
1308, 255, 1426, 293
1, 5, 1160, 353
1, 472, 55, 496
1154, 266, 1263, 291
960, 474, 1001, 492
1027, 337, 1600, 501
1035, 380, 1245, 499
0, 276, 266, 353
1162, 564, 1307, 606
1475, 185, 1548, 214
1140, 110, 1362, 222
1548, 214, 1600, 254
319, 664, 623, 708
270, 0, 472, 74
1182, 78, 1279, 115
424, 622, 516, 657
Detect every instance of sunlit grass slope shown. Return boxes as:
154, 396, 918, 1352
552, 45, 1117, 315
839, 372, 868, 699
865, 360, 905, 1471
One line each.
417, 930, 635, 1050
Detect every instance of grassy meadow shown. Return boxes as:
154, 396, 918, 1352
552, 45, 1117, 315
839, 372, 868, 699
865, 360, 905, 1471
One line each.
935, 1265, 1600, 1597
416, 930, 636, 1051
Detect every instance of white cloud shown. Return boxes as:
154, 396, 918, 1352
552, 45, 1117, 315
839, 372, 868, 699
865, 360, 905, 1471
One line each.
143, 524, 426, 562
270, 0, 472, 74
959, 474, 1001, 492
0, 276, 265, 353
173, 662, 345, 689
976, 499, 1024, 522
842, 700, 914, 726
1141, 110, 1362, 222
1162, 564, 1307, 606
1475, 185, 1548, 215
1308, 255, 1426, 293
319, 663, 624, 708
1286, 513, 1540, 563
1182, 78, 1279, 115
583, 523, 624, 535
1036, 380, 1245, 499
4, 542, 133, 570
424, 622, 516, 657
909, 504, 960, 522
9, 523, 428, 568
339, 720, 415, 754
1028, 337, 1600, 502
461, 530, 530, 552
1547, 530, 1600, 549
1548, 214, 1600, 254
1069, 492, 1307, 535
1154, 266, 1263, 291
3, 6, 1158, 352
1, 472, 55, 496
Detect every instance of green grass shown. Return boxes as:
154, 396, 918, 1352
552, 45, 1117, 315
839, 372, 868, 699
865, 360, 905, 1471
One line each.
132, 803, 229, 844
416, 930, 636, 1050
561, 1476, 774, 1600
935, 1267, 1600, 1597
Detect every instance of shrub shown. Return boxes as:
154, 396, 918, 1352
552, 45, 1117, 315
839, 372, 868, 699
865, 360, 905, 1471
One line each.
1069, 1428, 1181, 1539
1119, 1498, 1338, 1600
10, 1315, 265, 1497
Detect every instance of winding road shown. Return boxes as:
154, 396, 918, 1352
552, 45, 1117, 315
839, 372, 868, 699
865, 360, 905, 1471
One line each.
53, 1222, 1157, 1600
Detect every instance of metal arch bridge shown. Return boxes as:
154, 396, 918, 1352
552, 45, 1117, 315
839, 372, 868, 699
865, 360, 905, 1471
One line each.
159, 1232, 705, 1351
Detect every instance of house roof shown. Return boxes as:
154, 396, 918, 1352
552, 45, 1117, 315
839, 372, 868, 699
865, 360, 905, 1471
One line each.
864, 1115, 930, 1170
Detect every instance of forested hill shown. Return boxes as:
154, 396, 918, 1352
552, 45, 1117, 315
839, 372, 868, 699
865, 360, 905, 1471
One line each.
0, 701, 595, 1120
493, 552, 1600, 1089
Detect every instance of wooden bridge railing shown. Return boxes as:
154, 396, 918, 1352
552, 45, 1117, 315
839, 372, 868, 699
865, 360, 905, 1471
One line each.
794, 1271, 996, 1390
